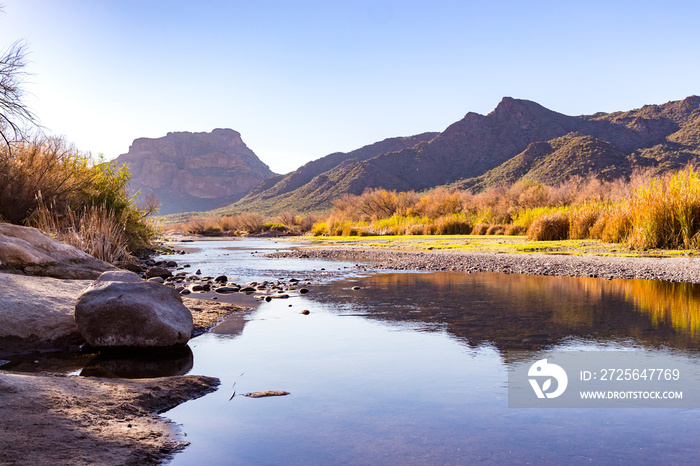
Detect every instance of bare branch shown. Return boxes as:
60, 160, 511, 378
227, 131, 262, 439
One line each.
0, 40, 37, 146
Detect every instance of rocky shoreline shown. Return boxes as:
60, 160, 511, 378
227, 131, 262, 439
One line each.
0, 224, 247, 465
269, 246, 700, 284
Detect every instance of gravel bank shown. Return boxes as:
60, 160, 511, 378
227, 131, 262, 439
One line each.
269, 247, 700, 283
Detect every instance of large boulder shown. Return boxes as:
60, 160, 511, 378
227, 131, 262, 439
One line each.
75, 271, 194, 349
0, 273, 88, 352
0, 223, 115, 279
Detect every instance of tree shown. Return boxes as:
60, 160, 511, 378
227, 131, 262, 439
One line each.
0, 5, 37, 147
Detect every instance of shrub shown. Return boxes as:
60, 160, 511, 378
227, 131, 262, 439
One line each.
413, 187, 463, 217
504, 224, 526, 236
587, 202, 633, 244
527, 212, 570, 241
471, 223, 490, 235
32, 203, 134, 264
486, 224, 507, 235
433, 214, 472, 234
569, 203, 603, 239
263, 222, 288, 231
310, 221, 328, 236
2, 136, 158, 254
236, 212, 266, 234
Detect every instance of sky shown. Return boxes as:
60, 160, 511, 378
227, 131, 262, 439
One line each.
2, 0, 699, 174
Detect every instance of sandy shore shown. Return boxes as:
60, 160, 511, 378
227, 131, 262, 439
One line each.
270, 246, 700, 283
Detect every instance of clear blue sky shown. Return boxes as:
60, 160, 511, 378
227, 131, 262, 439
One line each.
2, 0, 699, 173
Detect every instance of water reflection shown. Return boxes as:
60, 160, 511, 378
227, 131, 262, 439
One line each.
168, 271, 700, 465
310, 272, 700, 352
80, 345, 194, 378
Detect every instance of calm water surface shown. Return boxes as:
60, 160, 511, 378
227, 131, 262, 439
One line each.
160, 239, 700, 465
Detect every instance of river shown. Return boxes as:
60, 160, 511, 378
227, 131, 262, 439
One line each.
157, 238, 700, 465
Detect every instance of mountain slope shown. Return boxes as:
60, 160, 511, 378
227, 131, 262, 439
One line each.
220, 133, 437, 214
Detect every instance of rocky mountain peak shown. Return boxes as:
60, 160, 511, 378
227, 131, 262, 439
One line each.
114, 129, 276, 215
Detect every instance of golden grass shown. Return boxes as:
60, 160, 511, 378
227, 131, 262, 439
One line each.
527, 212, 570, 241
310, 167, 700, 251
32, 203, 134, 264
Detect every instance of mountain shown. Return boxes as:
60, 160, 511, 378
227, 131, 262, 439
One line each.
114, 129, 276, 215
223, 96, 700, 215
218, 133, 438, 215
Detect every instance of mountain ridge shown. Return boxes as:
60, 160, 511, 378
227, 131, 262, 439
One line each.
219, 95, 700, 216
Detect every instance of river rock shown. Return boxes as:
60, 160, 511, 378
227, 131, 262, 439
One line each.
75, 271, 194, 349
145, 266, 172, 279
214, 275, 227, 283
0, 273, 88, 351
0, 223, 115, 279
215, 286, 240, 294
123, 263, 144, 274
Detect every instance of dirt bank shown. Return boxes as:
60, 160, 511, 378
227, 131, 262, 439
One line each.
270, 246, 700, 283
0, 372, 218, 465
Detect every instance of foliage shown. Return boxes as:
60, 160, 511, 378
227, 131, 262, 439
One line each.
527, 212, 570, 241
308, 166, 700, 250
0, 136, 158, 258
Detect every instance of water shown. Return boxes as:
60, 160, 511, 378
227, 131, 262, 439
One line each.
5, 237, 700, 463
161, 239, 700, 465
168, 238, 359, 283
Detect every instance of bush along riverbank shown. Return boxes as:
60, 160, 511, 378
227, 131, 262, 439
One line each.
0, 136, 160, 265
307, 166, 700, 251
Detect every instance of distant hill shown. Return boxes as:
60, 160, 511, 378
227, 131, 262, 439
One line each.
220, 96, 700, 216
114, 129, 276, 215
216, 133, 438, 215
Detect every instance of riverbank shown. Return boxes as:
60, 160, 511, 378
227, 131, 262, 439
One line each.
269, 245, 700, 283
0, 372, 218, 465
0, 291, 244, 466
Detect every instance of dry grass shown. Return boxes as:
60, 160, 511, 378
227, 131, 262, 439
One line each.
1, 136, 158, 260
527, 212, 570, 241
32, 203, 134, 264
569, 202, 602, 239
309, 167, 700, 250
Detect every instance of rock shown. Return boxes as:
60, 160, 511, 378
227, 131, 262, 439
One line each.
215, 286, 240, 294
0, 273, 88, 351
239, 286, 256, 292
166, 260, 178, 268
352, 286, 362, 290
299, 288, 310, 294
147, 276, 165, 283
0, 223, 115, 279
300, 310, 310, 315
145, 266, 172, 279
123, 263, 144, 274
243, 390, 290, 398
195, 269, 202, 275
214, 275, 227, 283
190, 283, 210, 292
75, 271, 194, 348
